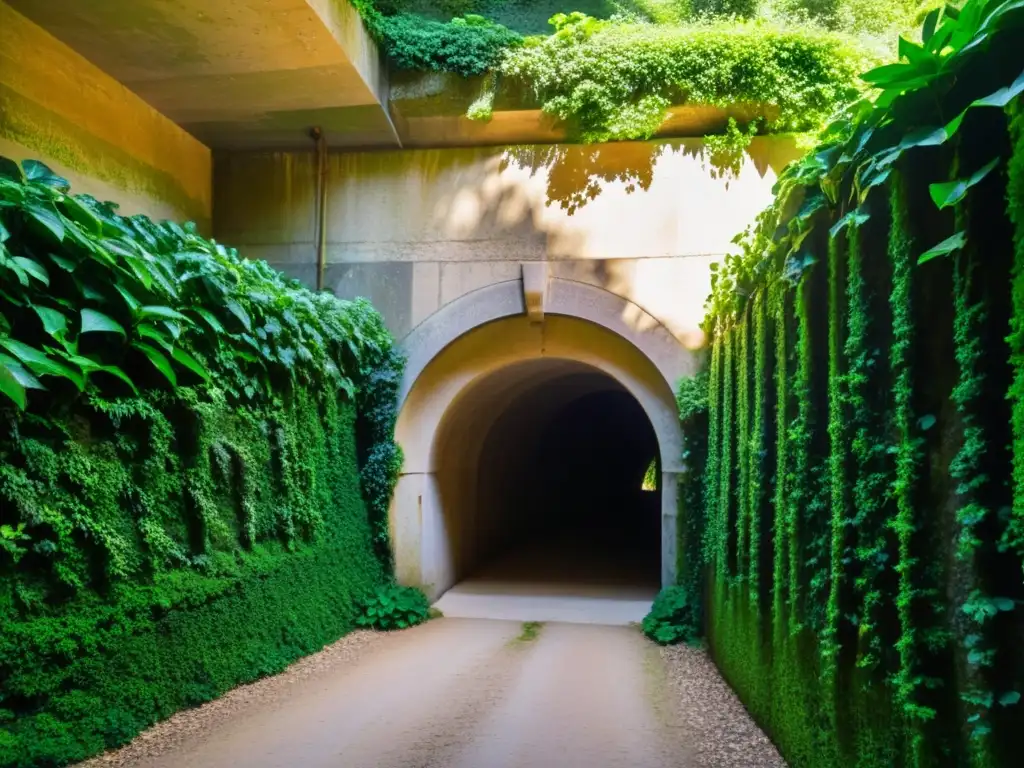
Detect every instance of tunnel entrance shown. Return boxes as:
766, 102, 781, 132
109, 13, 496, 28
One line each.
430, 359, 662, 621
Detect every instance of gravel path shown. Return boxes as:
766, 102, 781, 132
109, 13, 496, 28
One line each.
76, 619, 785, 768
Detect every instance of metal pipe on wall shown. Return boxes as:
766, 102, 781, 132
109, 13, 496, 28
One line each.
310, 126, 328, 291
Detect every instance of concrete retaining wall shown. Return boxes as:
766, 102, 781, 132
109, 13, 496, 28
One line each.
213, 137, 801, 347
0, 2, 212, 228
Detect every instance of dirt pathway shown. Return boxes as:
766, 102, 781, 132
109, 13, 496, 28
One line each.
81, 618, 783, 768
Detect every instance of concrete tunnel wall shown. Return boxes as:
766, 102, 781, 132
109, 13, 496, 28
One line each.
210, 136, 806, 600
393, 295, 688, 600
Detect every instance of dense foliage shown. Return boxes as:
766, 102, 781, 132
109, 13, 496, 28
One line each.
356, 583, 431, 630
642, 585, 700, 645
498, 12, 870, 142
684, 2, 1024, 767
0, 158, 404, 766
352, 0, 919, 142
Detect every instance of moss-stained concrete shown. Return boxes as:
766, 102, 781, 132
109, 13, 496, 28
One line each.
0, 2, 211, 226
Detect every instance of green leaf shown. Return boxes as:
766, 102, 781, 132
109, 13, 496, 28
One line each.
25, 202, 65, 242
47, 252, 77, 272
11, 257, 49, 286
22, 160, 70, 191
0, 339, 84, 389
170, 346, 211, 382
972, 69, 1024, 109
115, 284, 141, 311
32, 306, 68, 339
0, 363, 26, 409
922, 7, 940, 42
138, 305, 190, 323
136, 323, 171, 346
226, 299, 252, 332
0, 353, 45, 390
88, 362, 139, 394
81, 309, 126, 337
861, 63, 919, 87
918, 414, 937, 431
0, 156, 24, 183
133, 342, 176, 386
898, 35, 931, 66
930, 158, 1001, 209
992, 597, 1015, 611
60, 194, 103, 236
193, 308, 225, 334
999, 691, 1021, 707
829, 209, 870, 240
918, 231, 967, 264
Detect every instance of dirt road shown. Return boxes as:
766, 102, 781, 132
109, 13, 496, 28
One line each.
83, 618, 783, 768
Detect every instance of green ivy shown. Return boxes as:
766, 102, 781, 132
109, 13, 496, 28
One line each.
822, 230, 847, 713
736, 312, 751, 580
694, 4, 1024, 766
498, 13, 871, 142
0, 159, 404, 766
1006, 102, 1024, 563
748, 290, 768, 606
676, 370, 709, 623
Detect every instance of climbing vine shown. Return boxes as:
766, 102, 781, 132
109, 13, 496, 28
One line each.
690, 3, 1024, 766
748, 290, 768, 606
0, 159, 403, 766
1006, 102, 1024, 563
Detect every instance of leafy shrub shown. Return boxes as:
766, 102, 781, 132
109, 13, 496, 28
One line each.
642, 586, 701, 645
356, 584, 431, 630
353, 0, 522, 77
499, 14, 872, 142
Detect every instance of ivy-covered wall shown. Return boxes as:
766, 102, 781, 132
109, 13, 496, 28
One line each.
686, 3, 1024, 767
0, 157, 402, 767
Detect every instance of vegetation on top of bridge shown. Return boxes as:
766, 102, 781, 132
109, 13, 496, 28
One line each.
0, 158, 403, 766
681, 1, 1024, 766
352, 1, 934, 143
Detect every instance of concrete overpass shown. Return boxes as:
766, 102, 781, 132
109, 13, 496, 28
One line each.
0, 0, 801, 609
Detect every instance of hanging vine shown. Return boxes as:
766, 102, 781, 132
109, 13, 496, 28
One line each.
718, 327, 736, 576
749, 291, 768, 607
737, 310, 752, 581
704, 330, 724, 565
886, 173, 935, 757
1006, 102, 1024, 564
823, 230, 848, 696
772, 282, 790, 622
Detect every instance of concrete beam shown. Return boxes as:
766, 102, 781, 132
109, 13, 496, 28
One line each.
6, 0, 397, 150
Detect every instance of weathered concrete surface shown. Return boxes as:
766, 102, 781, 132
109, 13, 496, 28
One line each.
5, 0, 396, 150
214, 138, 800, 343
433, 537, 659, 625
0, 3, 212, 226
392, 315, 682, 599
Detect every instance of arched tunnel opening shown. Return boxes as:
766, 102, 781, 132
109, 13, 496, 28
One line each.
432, 359, 662, 600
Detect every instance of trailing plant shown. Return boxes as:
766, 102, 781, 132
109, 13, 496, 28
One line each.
497, 13, 871, 142
642, 585, 701, 645
352, 0, 522, 77
356, 583, 431, 630
697, 2, 1024, 766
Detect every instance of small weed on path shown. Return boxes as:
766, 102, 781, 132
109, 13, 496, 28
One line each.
515, 621, 544, 643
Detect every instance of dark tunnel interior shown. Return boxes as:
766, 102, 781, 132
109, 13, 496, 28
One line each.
435, 360, 662, 595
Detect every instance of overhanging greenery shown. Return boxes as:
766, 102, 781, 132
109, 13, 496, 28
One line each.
685, 1, 1024, 766
352, 0, 920, 142
0, 158, 404, 767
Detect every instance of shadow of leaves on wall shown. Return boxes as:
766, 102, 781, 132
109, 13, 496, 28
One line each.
498, 137, 794, 215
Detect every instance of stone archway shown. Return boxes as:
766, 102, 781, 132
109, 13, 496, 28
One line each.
392, 277, 695, 601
